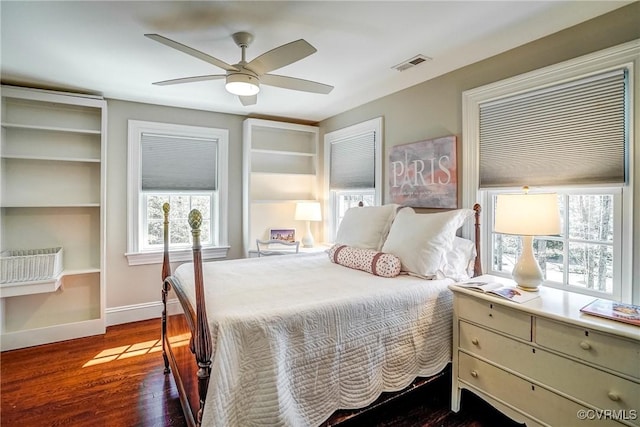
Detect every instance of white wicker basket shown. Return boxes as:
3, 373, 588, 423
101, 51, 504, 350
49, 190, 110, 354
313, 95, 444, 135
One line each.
0, 247, 63, 283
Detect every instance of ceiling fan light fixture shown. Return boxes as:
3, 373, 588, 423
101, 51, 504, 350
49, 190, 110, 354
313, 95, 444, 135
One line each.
225, 73, 260, 96
147, 32, 333, 102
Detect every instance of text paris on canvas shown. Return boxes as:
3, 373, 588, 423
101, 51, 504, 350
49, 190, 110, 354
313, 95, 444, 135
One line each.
389, 135, 457, 208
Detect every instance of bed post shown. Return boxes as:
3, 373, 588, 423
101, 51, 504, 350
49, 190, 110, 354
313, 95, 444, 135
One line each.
188, 209, 213, 426
161, 203, 172, 374
473, 203, 482, 277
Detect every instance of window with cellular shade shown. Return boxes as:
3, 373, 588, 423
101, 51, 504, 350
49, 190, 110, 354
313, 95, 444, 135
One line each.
479, 68, 627, 188
141, 133, 218, 191
329, 130, 376, 190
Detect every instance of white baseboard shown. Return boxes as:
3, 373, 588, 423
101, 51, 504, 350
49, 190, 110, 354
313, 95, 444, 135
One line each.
106, 298, 182, 326
1, 319, 105, 351
1, 300, 183, 350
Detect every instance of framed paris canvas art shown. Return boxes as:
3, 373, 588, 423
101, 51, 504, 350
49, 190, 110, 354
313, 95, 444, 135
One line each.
388, 135, 457, 208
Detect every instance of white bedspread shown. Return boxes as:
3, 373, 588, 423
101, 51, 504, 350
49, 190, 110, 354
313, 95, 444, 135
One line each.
173, 252, 453, 427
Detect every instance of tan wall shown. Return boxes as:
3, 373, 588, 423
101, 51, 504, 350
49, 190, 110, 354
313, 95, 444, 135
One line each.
319, 3, 640, 302
104, 3, 640, 316
105, 100, 245, 310
319, 2, 640, 205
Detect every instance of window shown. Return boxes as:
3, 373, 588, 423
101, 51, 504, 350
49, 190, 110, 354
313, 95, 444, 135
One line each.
324, 117, 382, 240
334, 190, 376, 227
462, 41, 637, 303
488, 188, 622, 300
126, 120, 229, 265
143, 193, 214, 249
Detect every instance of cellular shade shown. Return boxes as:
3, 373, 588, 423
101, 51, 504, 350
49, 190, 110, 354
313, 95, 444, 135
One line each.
479, 69, 627, 188
141, 133, 218, 191
330, 130, 376, 190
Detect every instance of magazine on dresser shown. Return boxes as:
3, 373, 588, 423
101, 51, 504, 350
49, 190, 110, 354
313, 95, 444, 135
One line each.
580, 299, 640, 326
455, 280, 540, 303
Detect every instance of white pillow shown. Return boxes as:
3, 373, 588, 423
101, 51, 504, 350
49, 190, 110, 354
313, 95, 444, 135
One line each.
381, 208, 474, 278
335, 204, 407, 250
440, 237, 477, 281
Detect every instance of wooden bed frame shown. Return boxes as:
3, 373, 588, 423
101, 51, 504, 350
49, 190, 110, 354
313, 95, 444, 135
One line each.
160, 203, 483, 426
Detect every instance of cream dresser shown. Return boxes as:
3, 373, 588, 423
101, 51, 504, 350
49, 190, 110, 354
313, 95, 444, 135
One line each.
450, 275, 640, 427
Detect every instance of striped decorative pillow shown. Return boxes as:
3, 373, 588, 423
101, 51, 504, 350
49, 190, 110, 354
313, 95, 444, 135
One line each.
328, 244, 401, 278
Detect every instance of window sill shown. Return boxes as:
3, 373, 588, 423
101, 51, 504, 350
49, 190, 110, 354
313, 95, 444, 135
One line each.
125, 246, 230, 266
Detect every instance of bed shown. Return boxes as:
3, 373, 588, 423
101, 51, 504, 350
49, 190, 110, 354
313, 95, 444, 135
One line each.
161, 203, 482, 426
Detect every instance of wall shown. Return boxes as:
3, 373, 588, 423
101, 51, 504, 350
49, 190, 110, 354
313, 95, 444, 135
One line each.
319, 3, 639, 193
105, 100, 244, 322
103, 4, 640, 322
319, 3, 640, 299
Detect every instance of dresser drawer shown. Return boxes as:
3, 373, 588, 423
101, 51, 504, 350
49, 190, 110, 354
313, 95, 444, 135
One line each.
459, 320, 530, 365
536, 317, 640, 379
457, 294, 531, 341
458, 352, 621, 427
534, 347, 640, 425
460, 321, 639, 422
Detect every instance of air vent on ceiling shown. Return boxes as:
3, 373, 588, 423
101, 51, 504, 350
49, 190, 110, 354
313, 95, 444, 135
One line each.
392, 54, 432, 72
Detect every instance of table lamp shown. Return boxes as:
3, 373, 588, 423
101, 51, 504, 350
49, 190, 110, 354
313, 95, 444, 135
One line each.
494, 190, 560, 291
295, 201, 322, 248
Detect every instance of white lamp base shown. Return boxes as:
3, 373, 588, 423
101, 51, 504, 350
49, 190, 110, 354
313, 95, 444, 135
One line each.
301, 221, 315, 248
513, 235, 543, 292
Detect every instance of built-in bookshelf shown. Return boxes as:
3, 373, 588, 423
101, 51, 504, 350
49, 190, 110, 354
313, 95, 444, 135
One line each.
0, 85, 107, 350
242, 118, 320, 256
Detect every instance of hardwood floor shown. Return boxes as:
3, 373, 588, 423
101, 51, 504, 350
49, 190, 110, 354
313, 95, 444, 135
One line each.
1, 319, 185, 427
1, 319, 522, 427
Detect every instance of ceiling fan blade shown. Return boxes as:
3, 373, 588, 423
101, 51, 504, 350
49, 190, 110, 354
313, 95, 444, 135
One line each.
239, 95, 258, 106
261, 74, 333, 94
145, 34, 238, 72
247, 39, 316, 75
152, 74, 226, 86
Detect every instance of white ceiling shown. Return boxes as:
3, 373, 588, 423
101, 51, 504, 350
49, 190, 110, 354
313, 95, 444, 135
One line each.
1, 1, 631, 122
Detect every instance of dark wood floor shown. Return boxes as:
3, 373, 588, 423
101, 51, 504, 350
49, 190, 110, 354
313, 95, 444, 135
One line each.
1, 319, 522, 427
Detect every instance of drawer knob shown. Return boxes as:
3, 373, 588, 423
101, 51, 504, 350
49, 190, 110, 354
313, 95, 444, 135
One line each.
579, 341, 591, 350
471, 338, 479, 346
471, 370, 478, 378
608, 391, 620, 402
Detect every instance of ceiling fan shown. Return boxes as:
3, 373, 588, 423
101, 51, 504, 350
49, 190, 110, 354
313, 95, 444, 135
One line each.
145, 32, 334, 106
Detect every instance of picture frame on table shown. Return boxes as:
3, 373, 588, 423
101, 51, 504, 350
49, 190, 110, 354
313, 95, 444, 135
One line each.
269, 228, 296, 242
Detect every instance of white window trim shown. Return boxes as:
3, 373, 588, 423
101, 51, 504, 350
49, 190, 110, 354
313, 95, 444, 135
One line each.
323, 117, 383, 241
486, 187, 623, 301
126, 120, 229, 265
462, 40, 638, 303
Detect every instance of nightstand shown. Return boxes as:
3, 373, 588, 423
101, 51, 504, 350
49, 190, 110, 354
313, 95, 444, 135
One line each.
299, 245, 330, 254
450, 275, 640, 427
247, 244, 329, 258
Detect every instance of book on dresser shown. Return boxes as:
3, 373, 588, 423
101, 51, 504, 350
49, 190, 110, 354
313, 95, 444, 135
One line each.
580, 299, 640, 326
456, 280, 539, 303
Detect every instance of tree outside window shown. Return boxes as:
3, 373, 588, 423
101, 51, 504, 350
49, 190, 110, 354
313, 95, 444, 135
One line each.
491, 192, 615, 295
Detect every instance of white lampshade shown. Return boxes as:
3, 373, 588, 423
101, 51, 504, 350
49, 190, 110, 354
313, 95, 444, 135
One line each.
294, 202, 322, 222
225, 73, 260, 96
495, 193, 560, 236
495, 192, 560, 291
